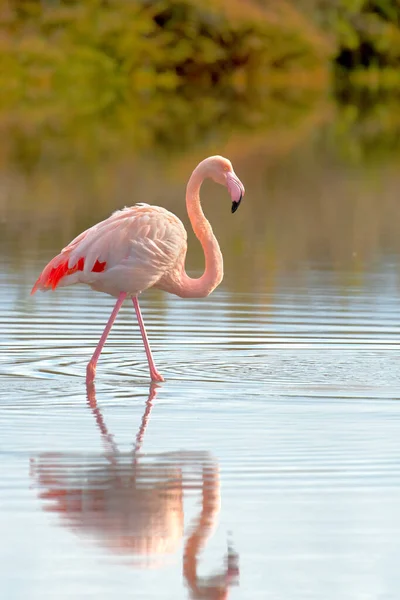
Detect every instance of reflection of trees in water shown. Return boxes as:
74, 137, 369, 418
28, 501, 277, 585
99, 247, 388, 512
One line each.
0, 86, 325, 168
2, 86, 399, 171
331, 90, 400, 166
30, 382, 239, 598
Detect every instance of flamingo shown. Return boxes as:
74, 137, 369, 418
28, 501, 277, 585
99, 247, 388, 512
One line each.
31, 156, 245, 383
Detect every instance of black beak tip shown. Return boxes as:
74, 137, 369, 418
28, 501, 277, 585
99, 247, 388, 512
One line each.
231, 197, 242, 214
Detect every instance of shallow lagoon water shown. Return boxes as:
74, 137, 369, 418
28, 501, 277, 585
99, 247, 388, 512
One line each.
2, 121, 400, 598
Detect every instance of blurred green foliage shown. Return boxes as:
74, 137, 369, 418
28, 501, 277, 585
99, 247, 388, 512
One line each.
0, 0, 330, 106
0, 0, 330, 161
298, 1, 400, 74
2, 0, 400, 170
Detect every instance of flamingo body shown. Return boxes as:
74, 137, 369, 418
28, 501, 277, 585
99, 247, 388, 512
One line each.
31, 156, 245, 382
32, 204, 187, 298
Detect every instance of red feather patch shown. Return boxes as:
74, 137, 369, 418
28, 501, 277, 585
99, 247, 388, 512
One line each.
32, 256, 106, 293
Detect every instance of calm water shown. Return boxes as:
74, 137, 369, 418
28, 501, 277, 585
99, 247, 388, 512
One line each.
2, 116, 400, 599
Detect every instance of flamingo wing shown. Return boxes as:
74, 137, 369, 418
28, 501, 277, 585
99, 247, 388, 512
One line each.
32, 205, 187, 297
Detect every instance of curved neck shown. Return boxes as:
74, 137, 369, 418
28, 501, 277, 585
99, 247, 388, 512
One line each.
178, 166, 223, 298
183, 465, 224, 598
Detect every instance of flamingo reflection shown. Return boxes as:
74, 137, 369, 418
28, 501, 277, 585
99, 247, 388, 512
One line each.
30, 382, 239, 598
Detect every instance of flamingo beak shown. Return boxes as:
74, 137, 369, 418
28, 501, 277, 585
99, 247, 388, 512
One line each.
231, 198, 242, 214
227, 172, 245, 214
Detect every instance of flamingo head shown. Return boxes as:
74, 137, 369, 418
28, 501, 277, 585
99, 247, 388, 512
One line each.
206, 156, 245, 214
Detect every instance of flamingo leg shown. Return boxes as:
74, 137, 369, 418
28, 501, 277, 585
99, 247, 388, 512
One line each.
86, 291, 127, 384
132, 296, 165, 382
134, 383, 160, 455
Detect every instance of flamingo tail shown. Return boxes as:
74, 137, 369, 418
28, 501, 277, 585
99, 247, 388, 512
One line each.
31, 253, 106, 294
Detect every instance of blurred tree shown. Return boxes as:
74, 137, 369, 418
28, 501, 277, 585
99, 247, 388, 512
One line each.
297, 0, 400, 70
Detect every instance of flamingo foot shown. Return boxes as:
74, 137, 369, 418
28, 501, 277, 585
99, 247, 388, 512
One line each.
86, 361, 96, 385
151, 370, 165, 383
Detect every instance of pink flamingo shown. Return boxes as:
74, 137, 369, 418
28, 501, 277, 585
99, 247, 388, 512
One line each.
31, 156, 245, 383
